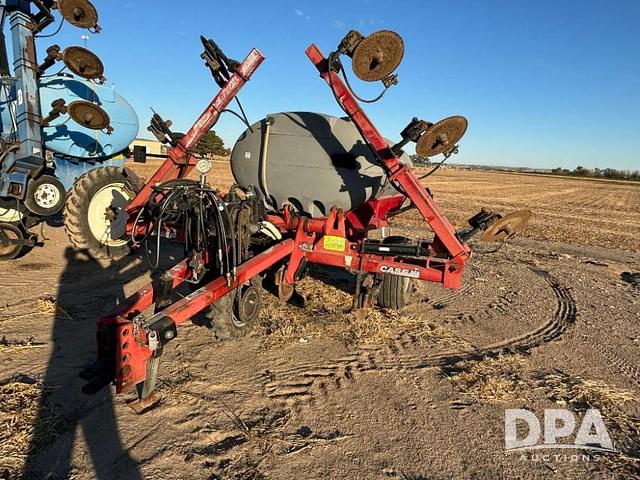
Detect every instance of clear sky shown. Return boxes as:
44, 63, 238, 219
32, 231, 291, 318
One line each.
43, 0, 639, 170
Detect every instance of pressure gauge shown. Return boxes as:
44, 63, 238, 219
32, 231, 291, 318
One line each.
196, 158, 212, 175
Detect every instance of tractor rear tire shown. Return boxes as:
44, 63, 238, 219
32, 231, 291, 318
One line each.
64, 167, 136, 259
376, 235, 417, 309
206, 279, 262, 340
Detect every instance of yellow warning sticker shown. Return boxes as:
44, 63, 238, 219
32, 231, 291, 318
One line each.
323, 235, 346, 252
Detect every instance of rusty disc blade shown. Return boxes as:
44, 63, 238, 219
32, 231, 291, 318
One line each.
67, 100, 110, 130
480, 209, 532, 242
351, 30, 404, 82
57, 0, 99, 29
416, 116, 468, 157
63, 46, 104, 80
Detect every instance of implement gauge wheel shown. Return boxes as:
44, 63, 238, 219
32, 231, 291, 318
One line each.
64, 166, 137, 259
376, 236, 417, 309
207, 279, 263, 340
0, 223, 25, 261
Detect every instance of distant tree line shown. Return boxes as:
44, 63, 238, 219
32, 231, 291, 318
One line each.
409, 154, 431, 166
551, 165, 640, 181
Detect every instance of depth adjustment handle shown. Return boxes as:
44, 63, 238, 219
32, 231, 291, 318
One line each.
41, 98, 67, 126
200, 36, 241, 87
337, 30, 364, 57
391, 117, 431, 156
30, 0, 56, 33
457, 208, 501, 242
37, 44, 62, 76
148, 110, 181, 146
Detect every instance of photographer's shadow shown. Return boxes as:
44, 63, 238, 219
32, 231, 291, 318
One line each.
22, 247, 146, 480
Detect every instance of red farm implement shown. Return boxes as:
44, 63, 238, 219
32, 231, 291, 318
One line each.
74, 31, 530, 412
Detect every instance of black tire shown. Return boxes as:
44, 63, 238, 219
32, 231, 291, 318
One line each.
377, 273, 415, 309
24, 175, 66, 216
206, 280, 262, 340
0, 223, 25, 260
376, 236, 417, 309
64, 166, 135, 259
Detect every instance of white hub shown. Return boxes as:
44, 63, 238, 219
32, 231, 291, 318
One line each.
33, 182, 61, 209
87, 183, 131, 247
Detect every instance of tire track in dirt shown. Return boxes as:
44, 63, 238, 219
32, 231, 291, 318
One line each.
431, 271, 478, 306
437, 286, 520, 325
263, 267, 577, 406
588, 342, 640, 390
411, 260, 522, 328
415, 263, 482, 310
258, 263, 485, 390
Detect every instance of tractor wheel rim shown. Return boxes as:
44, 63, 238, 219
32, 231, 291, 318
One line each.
33, 183, 61, 209
87, 183, 131, 247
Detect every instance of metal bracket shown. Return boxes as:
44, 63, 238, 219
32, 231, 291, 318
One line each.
337, 30, 364, 57
391, 117, 431, 155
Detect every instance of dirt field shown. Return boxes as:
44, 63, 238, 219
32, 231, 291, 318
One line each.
1, 163, 639, 479
403, 168, 640, 252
